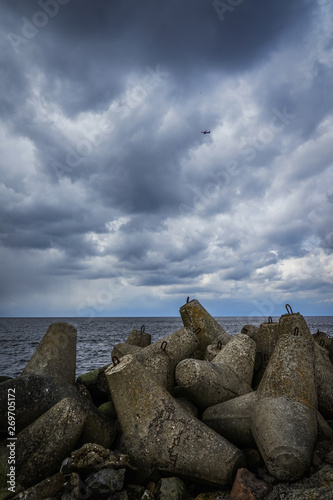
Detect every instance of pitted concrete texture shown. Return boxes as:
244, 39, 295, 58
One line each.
21, 322, 77, 384
105, 354, 245, 487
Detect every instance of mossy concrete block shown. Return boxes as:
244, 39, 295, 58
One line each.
21, 322, 77, 384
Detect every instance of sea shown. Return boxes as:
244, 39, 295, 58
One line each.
0, 316, 332, 379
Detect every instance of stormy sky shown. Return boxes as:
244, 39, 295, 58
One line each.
0, 0, 332, 318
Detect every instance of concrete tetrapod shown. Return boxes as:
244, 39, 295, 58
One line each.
251, 334, 317, 481
105, 354, 245, 487
0, 397, 85, 488
213, 333, 256, 387
247, 319, 279, 387
202, 392, 258, 449
21, 322, 77, 385
126, 326, 151, 347
179, 299, 231, 358
133, 327, 199, 393
175, 358, 252, 409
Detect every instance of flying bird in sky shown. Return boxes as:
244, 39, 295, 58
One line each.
201, 130, 210, 134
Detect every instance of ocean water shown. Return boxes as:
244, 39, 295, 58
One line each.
0, 316, 332, 379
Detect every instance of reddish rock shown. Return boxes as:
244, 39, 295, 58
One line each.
230, 468, 273, 500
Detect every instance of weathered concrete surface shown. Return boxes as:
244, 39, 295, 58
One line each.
203, 392, 258, 448
126, 327, 151, 347
134, 327, 199, 393
278, 311, 312, 340
314, 343, 333, 418
179, 299, 231, 358
111, 342, 142, 360
251, 335, 317, 481
313, 330, 333, 364
203, 336, 229, 361
0, 398, 85, 488
175, 358, 252, 408
21, 322, 77, 384
249, 320, 279, 387
213, 334, 256, 387
105, 354, 245, 487
0, 375, 117, 447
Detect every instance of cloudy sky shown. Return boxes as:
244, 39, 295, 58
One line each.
0, 0, 332, 318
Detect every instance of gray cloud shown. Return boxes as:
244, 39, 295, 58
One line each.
0, 0, 332, 317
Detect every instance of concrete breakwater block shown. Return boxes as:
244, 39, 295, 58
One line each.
0, 374, 117, 447
213, 333, 256, 387
246, 318, 279, 387
179, 298, 231, 357
202, 392, 258, 449
0, 397, 85, 488
126, 325, 151, 347
314, 343, 333, 418
105, 354, 245, 486
21, 322, 77, 385
175, 358, 253, 409
251, 334, 318, 481
133, 326, 199, 393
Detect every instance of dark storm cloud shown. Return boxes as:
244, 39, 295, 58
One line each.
0, 0, 332, 316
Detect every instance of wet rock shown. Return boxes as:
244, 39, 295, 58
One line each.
106, 354, 245, 487
230, 468, 273, 499
179, 299, 231, 358
86, 468, 126, 496
0, 397, 85, 488
21, 322, 77, 385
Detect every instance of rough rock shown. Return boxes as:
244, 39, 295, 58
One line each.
230, 468, 273, 499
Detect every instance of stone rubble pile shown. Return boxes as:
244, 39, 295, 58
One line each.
1, 298, 333, 500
